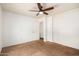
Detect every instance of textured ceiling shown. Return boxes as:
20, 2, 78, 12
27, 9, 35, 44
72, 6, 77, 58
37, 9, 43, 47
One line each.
0, 3, 79, 18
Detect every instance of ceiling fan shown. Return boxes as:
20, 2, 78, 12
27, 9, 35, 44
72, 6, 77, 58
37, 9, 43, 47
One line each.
29, 3, 54, 16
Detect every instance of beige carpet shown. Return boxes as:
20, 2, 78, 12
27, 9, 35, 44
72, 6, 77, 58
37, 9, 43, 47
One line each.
1, 40, 79, 56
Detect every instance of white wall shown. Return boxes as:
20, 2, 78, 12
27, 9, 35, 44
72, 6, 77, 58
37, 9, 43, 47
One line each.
0, 5, 2, 52
2, 11, 40, 47
41, 8, 79, 49
53, 8, 79, 49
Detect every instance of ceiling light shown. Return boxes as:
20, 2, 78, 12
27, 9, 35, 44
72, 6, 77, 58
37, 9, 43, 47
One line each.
39, 12, 43, 14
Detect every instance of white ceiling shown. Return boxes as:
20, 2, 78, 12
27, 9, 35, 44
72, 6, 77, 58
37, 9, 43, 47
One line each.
0, 3, 79, 18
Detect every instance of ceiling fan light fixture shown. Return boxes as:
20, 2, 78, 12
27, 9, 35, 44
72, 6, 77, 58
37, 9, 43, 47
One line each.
30, 3, 54, 16
39, 12, 43, 14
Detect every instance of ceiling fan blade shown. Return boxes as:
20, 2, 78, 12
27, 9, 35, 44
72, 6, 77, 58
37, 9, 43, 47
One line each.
43, 12, 48, 15
37, 3, 42, 11
43, 7, 54, 11
36, 12, 39, 16
29, 10, 39, 12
